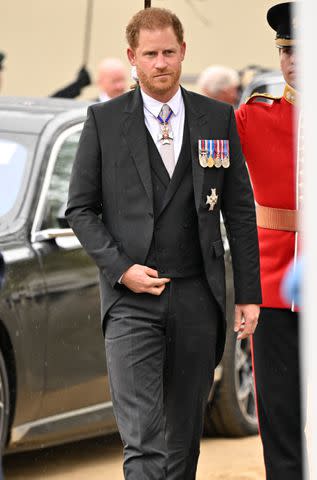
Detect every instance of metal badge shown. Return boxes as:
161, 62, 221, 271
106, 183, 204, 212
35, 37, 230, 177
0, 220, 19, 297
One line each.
207, 156, 215, 168
222, 156, 230, 168
222, 140, 230, 168
198, 140, 208, 167
206, 188, 218, 211
214, 155, 222, 168
199, 150, 208, 168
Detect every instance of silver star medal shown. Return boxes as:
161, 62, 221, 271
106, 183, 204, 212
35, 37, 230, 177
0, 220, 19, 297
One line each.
206, 188, 218, 211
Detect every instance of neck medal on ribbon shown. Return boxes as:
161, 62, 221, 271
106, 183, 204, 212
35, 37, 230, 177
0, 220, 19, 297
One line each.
157, 108, 173, 145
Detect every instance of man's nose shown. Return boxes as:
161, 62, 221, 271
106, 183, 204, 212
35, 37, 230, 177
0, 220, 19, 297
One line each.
155, 53, 168, 69
289, 51, 296, 65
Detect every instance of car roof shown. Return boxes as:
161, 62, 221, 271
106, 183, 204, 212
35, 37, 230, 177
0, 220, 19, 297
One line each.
0, 96, 91, 134
246, 70, 284, 90
240, 70, 284, 104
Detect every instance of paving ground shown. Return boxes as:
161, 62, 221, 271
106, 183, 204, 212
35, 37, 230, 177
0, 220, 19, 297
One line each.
4, 433, 266, 480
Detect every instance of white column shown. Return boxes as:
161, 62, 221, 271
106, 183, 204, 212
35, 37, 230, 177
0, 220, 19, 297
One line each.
298, 1, 317, 478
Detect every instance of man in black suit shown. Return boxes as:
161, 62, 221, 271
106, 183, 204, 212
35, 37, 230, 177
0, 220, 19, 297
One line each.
66, 7, 261, 480
0, 52, 5, 92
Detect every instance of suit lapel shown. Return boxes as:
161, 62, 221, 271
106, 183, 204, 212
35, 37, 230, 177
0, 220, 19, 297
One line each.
122, 88, 153, 207
121, 87, 208, 216
182, 88, 208, 212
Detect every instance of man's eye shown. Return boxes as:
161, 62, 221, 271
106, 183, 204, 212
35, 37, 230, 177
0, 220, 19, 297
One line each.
283, 47, 293, 55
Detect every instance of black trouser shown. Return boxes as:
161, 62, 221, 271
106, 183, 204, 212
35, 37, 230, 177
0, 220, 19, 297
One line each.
105, 275, 220, 480
253, 308, 305, 480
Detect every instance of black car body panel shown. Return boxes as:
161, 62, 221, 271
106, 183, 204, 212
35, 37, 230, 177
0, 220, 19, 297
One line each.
0, 98, 119, 452
0, 95, 254, 453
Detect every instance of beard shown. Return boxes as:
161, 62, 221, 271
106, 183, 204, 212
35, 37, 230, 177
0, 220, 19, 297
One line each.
137, 65, 182, 97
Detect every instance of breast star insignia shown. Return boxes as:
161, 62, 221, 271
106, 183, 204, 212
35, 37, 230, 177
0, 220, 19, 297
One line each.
206, 188, 218, 211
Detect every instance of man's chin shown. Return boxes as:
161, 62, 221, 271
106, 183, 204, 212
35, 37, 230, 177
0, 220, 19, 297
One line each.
288, 77, 296, 89
153, 77, 173, 88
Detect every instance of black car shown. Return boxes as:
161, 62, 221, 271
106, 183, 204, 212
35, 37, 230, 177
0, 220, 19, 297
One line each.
240, 71, 284, 103
0, 96, 256, 454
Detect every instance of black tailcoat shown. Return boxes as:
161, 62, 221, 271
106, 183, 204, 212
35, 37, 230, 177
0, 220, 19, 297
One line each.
66, 86, 262, 352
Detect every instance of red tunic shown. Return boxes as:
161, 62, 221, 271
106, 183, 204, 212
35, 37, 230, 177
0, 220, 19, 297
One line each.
235, 86, 298, 309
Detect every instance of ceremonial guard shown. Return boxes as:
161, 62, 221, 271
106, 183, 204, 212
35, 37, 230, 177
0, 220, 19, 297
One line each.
236, 3, 304, 479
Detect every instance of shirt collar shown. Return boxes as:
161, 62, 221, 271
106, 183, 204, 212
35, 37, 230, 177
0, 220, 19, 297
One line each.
99, 92, 111, 102
141, 87, 182, 118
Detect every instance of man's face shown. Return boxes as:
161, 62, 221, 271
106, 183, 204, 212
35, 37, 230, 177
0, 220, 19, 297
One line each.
98, 67, 127, 99
215, 85, 239, 106
279, 46, 296, 88
127, 26, 186, 101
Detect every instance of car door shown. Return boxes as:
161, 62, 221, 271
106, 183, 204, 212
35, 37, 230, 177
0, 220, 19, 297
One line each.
32, 124, 112, 419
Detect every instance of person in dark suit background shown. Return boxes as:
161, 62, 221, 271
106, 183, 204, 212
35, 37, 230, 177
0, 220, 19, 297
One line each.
0, 52, 5, 92
95, 57, 127, 102
197, 65, 240, 106
66, 7, 261, 480
51, 65, 91, 98
51, 58, 127, 101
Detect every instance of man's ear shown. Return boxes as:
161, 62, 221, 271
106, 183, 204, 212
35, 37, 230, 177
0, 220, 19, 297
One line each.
180, 42, 186, 62
127, 48, 136, 66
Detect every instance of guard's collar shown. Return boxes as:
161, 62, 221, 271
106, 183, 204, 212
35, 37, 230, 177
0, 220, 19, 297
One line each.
283, 84, 298, 105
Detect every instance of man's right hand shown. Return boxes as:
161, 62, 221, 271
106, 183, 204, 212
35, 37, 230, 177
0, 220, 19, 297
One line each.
121, 264, 170, 295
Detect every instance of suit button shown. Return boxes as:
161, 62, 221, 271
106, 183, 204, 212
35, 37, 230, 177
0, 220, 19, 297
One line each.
148, 212, 154, 218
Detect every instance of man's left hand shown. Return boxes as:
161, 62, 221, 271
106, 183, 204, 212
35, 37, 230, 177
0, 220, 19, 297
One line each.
234, 304, 260, 340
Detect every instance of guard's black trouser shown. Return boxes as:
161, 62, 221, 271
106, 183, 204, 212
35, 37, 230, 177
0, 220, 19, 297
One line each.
105, 275, 220, 480
253, 308, 306, 480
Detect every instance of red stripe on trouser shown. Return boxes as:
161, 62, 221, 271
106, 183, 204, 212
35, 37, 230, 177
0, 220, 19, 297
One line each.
250, 334, 262, 438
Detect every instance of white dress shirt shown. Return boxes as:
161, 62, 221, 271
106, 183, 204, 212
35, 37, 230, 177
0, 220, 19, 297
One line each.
141, 87, 185, 163
99, 92, 111, 103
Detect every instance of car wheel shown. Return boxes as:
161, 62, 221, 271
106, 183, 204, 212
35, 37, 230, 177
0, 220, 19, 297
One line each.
0, 349, 10, 448
204, 330, 258, 437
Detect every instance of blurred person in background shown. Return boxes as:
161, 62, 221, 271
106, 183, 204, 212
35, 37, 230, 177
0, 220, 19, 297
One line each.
197, 65, 240, 106
95, 57, 127, 102
0, 52, 5, 92
235, 2, 305, 479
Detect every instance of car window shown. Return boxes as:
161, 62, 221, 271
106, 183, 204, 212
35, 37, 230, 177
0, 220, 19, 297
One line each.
0, 133, 37, 229
0, 140, 28, 216
42, 129, 81, 229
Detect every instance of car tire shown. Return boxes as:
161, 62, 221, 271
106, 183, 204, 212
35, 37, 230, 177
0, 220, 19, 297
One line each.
0, 349, 10, 449
204, 330, 258, 437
